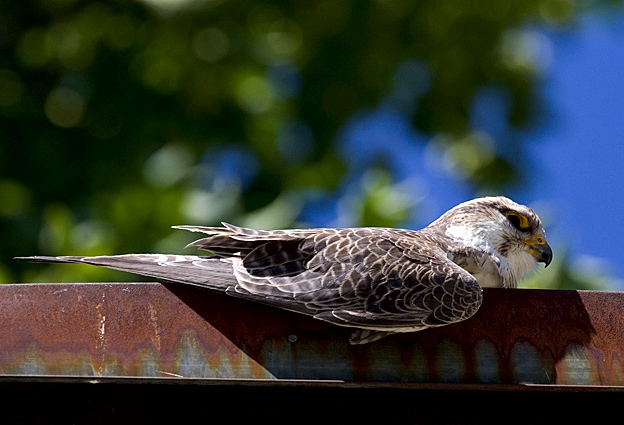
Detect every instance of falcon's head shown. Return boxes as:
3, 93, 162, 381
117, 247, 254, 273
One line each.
430, 196, 552, 288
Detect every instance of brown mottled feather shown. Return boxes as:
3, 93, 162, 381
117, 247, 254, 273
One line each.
17, 224, 482, 343
18, 196, 550, 344
182, 224, 482, 343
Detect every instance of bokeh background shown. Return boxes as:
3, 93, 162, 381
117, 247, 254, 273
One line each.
1, 0, 623, 289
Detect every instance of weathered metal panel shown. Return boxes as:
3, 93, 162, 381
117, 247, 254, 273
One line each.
0, 283, 622, 386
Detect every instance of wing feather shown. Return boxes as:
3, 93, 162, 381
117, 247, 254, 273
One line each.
191, 226, 484, 333
18, 224, 484, 344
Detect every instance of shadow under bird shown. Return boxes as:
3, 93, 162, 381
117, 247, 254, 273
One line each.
17, 196, 552, 344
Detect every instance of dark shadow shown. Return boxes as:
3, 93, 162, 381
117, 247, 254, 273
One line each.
162, 283, 603, 385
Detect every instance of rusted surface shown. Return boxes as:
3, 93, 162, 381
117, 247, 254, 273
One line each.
0, 283, 622, 386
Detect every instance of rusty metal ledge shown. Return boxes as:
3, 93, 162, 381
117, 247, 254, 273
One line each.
0, 375, 623, 393
1, 283, 623, 387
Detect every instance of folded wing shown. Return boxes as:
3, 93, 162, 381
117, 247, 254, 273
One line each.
17, 223, 483, 344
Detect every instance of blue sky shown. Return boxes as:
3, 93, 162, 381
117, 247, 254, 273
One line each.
525, 12, 624, 287
322, 11, 624, 289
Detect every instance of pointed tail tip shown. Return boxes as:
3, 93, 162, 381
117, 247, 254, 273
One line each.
172, 225, 230, 234
14, 255, 82, 264
183, 239, 206, 249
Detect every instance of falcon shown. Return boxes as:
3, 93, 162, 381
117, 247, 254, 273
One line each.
17, 196, 552, 344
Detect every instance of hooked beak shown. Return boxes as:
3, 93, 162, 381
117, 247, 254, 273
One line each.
529, 241, 553, 268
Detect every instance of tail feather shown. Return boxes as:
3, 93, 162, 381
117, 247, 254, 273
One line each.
14, 254, 236, 291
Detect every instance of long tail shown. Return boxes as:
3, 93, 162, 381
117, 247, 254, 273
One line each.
14, 223, 305, 291
14, 223, 312, 291
14, 254, 237, 291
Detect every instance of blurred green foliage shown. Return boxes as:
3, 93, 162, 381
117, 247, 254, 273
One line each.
0, 0, 619, 287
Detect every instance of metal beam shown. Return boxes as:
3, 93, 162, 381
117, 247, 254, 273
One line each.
0, 283, 622, 387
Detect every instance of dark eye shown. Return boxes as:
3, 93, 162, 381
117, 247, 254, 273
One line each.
507, 214, 521, 229
503, 211, 530, 231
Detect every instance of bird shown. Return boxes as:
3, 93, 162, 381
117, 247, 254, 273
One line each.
16, 196, 552, 344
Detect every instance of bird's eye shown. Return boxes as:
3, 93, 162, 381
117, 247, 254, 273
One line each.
503, 211, 530, 231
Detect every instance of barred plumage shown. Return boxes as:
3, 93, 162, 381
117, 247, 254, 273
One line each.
16, 196, 551, 344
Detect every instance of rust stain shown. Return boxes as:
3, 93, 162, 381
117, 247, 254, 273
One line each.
147, 302, 161, 352
0, 283, 623, 386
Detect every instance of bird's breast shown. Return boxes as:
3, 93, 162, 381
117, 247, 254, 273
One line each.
447, 251, 505, 288
470, 269, 505, 288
